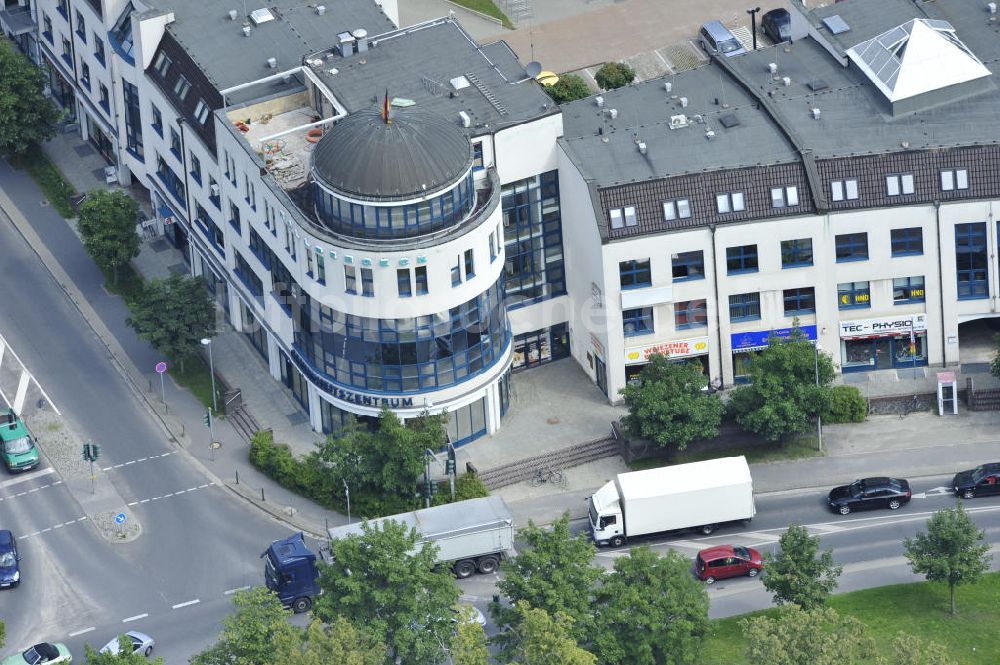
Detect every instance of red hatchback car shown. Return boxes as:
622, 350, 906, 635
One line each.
695, 545, 763, 583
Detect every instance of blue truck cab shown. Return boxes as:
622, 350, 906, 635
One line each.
262, 532, 321, 613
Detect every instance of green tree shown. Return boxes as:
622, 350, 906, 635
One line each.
77, 190, 141, 284
546, 74, 591, 104
990, 333, 1000, 379
314, 519, 460, 665
313, 409, 447, 515
741, 605, 879, 665
271, 618, 386, 665
449, 607, 489, 665
889, 633, 957, 665
190, 586, 298, 665
620, 354, 724, 451
594, 62, 636, 90
728, 324, 834, 442
84, 637, 164, 665
508, 602, 596, 665
0, 37, 59, 158
761, 524, 842, 609
903, 503, 991, 615
592, 547, 708, 665
825, 385, 868, 423
492, 515, 601, 657
126, 274, 215, 372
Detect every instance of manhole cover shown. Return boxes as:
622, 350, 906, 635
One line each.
40, 200, 50, 207
547, 417, 560, 425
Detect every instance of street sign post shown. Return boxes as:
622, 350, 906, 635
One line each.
155, 362, 167, 405
204, 409, 215, 447
209, 439, 221, 461
83, 441, 101, 493
114, 512, 126, 524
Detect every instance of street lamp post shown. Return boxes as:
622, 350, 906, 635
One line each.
342, 479, 351, 524
747, 6, 761, 51
814, 341, 823, 453
201, 338, 217, 414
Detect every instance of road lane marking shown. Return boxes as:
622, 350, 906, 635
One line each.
122, 614, 148, 623
0, 481, 63, 502
742, 531, 781, 544
224, 585, 251, 595
102, 451, 178, 471
0, 467, 55, 488
124, 482, 217, 507
69, 627, 95, 637
809, 523, 845, 533
18, 516, 87, 540
172, 599, 200, 609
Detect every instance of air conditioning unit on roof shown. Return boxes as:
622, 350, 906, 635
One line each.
668, 114, 688, 130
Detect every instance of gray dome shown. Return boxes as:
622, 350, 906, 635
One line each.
311, 107, 473, 200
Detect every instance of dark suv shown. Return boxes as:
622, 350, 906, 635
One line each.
952, 463, 1000, 499
827, 477, 911, 515
0, 529, 20, 588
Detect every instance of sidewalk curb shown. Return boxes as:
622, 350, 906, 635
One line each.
224, 481, 327, 539
0, 183, 317, 538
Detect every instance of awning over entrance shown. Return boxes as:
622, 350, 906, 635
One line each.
0, 7, 37, 35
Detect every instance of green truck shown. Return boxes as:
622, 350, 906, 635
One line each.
1, 409, 39, 473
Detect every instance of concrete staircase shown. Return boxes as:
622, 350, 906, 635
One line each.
478, 431, 620, 490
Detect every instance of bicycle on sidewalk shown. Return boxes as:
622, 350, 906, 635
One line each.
530, 467, 568, 488
899, 394, 922, 419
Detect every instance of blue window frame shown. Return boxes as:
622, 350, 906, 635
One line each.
781, 238, 813, 268
415, 266, 428, 295
151, 104, 163, 137
957, 223, 988, 299
623, 308, 654, 336
672, 250, 704, 282
234, 252, 263, 299
619, 259, 651, 290
783, 287, 816, 315
122, 79, 143, 159
891, 227, 923, 256
472, 142, 484, 170
344, 265, 357, 294
397, 269, 412, 297
503, 171, 565, 307
94, 34, 105, 65
838, 281, 871, 310
894, 276, 925, 304
451, 257, 462, 286
729, 292, 760, 322
675, 299, 707, 329
109, 2, 135, 65
836, 232, 868, 262
361, 268, 374, 297
229, 201, 241, 235
726, 245, 758, 274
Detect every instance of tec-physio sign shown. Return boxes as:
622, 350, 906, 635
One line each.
839, 313, 927, 339
625, 337, 710, 364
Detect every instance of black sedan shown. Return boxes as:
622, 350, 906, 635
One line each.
953, 463, 1000, 499
761, 8, 791, 44
828, 477, 911, 515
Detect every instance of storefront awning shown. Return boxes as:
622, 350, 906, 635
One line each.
0, 7, 37, 35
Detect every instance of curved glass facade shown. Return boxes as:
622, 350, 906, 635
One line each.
314, 172, 475, 240
294, 276, 509, 393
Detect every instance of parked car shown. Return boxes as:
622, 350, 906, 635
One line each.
695, 545, 763, 583
952, 463, 1000, 499
828, 477, 911, 515
98, 632, 155, 658
1, 409, 40, 473
761, 8, 791, 43
0, 529, 20, 589
698, 20, 748, 57
1, 643, 71, 665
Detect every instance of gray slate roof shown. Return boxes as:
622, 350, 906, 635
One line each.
310, 18, 557, 135
312, 107, 474, 200
560, 0, 1000, 188
147, 0, 395, 91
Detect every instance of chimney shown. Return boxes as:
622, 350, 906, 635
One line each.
637, 141, 647, 155
316, 4, 325, 14
228, 9, 237, 19
337, 31, 355, 57
680, 96, 688, 108
242, 24, 252, 36
267, 57, 277, 68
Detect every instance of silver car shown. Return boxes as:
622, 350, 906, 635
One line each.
98, 632, 154, 658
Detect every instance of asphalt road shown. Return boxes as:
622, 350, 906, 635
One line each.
0, 189, 297, 662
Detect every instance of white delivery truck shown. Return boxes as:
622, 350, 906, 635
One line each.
327, 495, 515, 578
589, 456, 756, 547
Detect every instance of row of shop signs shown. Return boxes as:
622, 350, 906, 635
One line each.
624, 314, 927, 364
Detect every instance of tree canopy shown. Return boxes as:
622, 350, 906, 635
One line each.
594, 62, 636, 90
727, 324, 834, 442
448, 606, 489, 665
592, 547, 709, 665
314, 519, 459, 665
126, 274, 215, 372
620, 353, 724, 450
492, 515, 602, 658
506, 602, 596, 665
270, 618, 386, 665
0, 37, 59, 158
761, 524, 842, 609
77, 190, 141, 283
311, 409, 447, 516
904, 503, 991, 615
84, 637, 164, 665
545, 74, 592, 104
190, 586, 298, 665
